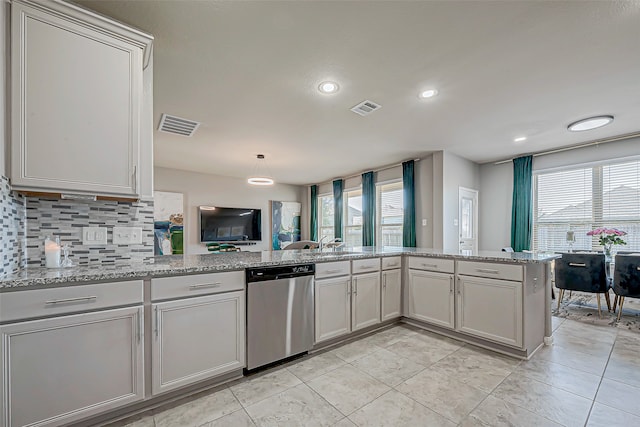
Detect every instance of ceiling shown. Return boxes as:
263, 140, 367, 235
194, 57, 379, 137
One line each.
76, 0, 640, 185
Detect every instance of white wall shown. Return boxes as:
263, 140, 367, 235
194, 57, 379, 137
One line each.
478, 138, 640, 251
1, 1, 7, 177
155, 167, 303, 254
415, 155, 434, 248
442, 151, 480, 252
479, 162, 512, 250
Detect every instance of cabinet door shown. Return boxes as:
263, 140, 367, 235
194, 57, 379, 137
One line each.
381, 269, 402, 321
152, 291, 245, 395
0, 306, 144, 427
315, 277, 351, 343
407, 270, 455, 329
352, 272, 381, 331
11, 2, 143, 196
457, 275, 523, 348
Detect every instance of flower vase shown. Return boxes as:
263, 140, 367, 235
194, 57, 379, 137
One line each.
603, 244, 613, 285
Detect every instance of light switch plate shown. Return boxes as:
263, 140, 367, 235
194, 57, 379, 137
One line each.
82, 227, 107, 245
422, 219, 428, 226
113, 227, 143, 245
453, 219, 459, 226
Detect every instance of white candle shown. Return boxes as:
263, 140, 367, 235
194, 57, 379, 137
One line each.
45, 238, 61, 268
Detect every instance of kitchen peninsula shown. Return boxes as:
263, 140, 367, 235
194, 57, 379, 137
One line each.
0, 248, 557, 427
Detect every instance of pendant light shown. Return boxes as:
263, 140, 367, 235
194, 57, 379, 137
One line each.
247, 154, 274, 186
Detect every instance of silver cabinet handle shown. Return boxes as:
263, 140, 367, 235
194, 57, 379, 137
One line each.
45, 296, 97, 305
353, 278, 358, 295
449, 276, 454, 294
422, 263, 438, 269
132, 165, 137, 193
568, 263, 586, 267
457, 276, 461, 295
325, 269, 341, 274
383, 274, 387, 289
476, 268, 500, 274
137, 307, 143, 344
154, 306, 160, 339
189, 282, 222, 290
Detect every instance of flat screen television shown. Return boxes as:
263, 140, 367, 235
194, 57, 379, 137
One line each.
199, 206, 262, 242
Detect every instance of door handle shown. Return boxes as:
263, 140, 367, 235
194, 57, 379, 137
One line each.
137, 307, 144, 344
569, 263, 586, 267
449, 276, 453, 294
353, 278, 358, 296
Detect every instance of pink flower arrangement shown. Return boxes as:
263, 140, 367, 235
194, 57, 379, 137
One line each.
586, 227, 627, 248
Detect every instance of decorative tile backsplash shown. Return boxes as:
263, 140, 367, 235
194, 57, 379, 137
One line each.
0, 176, 26, 276
25, 197, 155, 267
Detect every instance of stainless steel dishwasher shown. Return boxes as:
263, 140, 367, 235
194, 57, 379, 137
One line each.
246, 264, 315, 370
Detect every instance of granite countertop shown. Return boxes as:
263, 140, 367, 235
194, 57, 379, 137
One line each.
0, 247, 559, 291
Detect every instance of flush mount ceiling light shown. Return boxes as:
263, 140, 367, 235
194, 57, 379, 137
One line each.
514, 136, 527, 143
418, 89, 438, 99
318, 81, 339, 94
567, 115, 614, 132
247, 154, 274, 186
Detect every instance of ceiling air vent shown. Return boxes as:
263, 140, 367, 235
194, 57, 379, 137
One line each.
350, 100, 382, 116
158, 113, 200, 137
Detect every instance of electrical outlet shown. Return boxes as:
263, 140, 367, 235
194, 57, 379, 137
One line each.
82, 227, 107, 245
453, 219, 459, 226
113, 227, 143, 244
422, 219, 428, 226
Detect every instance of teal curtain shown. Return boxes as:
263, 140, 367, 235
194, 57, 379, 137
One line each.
402, 160, 416, 247
362, 171, 376, 246
511, 155, 533, 251
333, 179, 344, 240
310, 185, 318, 242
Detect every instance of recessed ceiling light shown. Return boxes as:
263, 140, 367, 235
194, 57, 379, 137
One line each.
418, 89, 438, 99
567, 115, 614, 132
318, 81, 339, 94
514, 136, 527, 143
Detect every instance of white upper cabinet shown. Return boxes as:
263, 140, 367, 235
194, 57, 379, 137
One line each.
10, 0, 153, 197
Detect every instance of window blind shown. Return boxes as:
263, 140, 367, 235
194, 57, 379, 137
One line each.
318, 194, 334, 241
377, 181, 403, 246
344, 188, 363, 247
533, 158, 640, 252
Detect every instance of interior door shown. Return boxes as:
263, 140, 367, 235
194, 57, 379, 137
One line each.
459, 187, 479, 253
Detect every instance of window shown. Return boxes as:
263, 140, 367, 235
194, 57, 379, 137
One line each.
377, 181, 403, 246
344, 188, 363, 247
533, 158, 640, 252
318, 194, 334, 241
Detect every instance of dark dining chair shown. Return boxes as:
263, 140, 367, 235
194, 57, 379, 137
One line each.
612, 254, 640, 321
555, 252, 610, 316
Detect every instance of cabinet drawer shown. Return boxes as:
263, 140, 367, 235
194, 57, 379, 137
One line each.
315, 261, 351, 279
151, 271, 244, 301
407, 257, 455, 273
352, 258, 381, 274
381, 256, 402, 270
457, 261, 523, 282
0, 280, 143, 323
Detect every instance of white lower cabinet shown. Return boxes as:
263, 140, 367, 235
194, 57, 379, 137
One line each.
0, 306, 144, 427
351, 272, 381, 331
457, 275, 523, 348
315, 276, 352, 343
407, 269, 455, 329
381, 269, 402, 321
152, 291, 245, 395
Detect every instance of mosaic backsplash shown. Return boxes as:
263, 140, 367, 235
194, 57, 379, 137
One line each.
25, 197, 155, 267
0, 176, 26, 276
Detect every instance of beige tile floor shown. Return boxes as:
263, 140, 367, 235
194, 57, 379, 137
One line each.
114, 319, 640, 427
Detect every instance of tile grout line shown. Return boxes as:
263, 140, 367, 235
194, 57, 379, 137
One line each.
582, 328, 618, 426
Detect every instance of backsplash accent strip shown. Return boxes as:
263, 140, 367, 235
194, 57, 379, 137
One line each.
0, 176, 26, 277
25, 197, 155, 267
